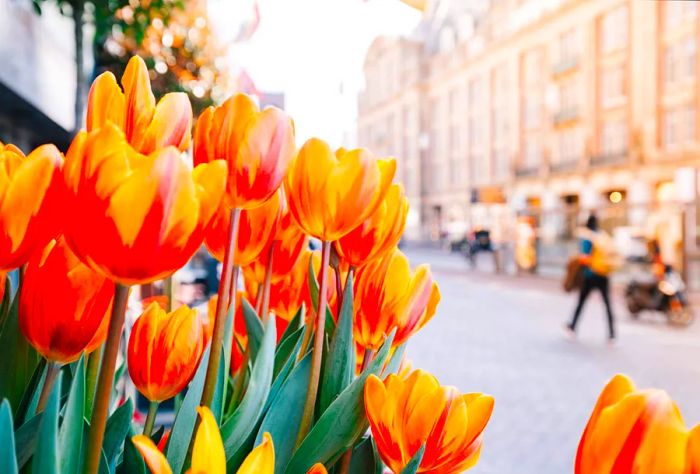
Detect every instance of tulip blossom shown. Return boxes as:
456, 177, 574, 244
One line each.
336, 183, 408, 268
354, 249, 440, 350
86, 55, 192, 154
132, 407, 275, 474
206, 190, 281, 268
364, 370, 494, 474
64, 123, 226, 285
0, 141, 64, 271
194, 93, 295, 209
285, 138, 395, 242
19, 237, 114, 363
576, 374, 700, 473
307, 464, 328, 474
128, 303, 206, 401
267, 251, 309, 322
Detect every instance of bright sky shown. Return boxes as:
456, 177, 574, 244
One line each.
208, 0, 421, 147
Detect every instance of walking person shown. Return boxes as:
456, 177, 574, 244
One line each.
566, 214, 619, 343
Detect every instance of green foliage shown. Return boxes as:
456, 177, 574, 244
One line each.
285, 330, 396, 473
32, 373, 62, 474
0, 400, 18, 474
59, 356, 85, 474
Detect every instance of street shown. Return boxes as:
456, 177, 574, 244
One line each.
405, 247, 700, 474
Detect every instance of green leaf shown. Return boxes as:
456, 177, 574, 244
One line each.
32, 372, 61, 474
256, 352, 311, 474
319, 272, 355, 414
221, 316, 276, 470
117, 428, 146, 474
59, 355, 85, 474
273, 325, 303, 379
14, 358, 46, 426
307, 255, 320, 311
14, 413, 41, 468
103, 399, 133, 467
211, 347, 227, 424
0, 400, 18, 474
241, 297, 264, 360
400, 444, 425, 474
278, 306, 303, 345
381, 343, 406, 378
221, 295, 236, 408
348, 436, 383, 474
284, 330, 395, 473
0, 294, 40, 415
0, 274, 12, 326
266, 332, 303, 413
165, 347, 209, 474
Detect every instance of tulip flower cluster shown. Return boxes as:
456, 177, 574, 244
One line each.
1, 51, 693, 474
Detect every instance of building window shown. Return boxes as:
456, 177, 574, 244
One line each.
664, 37, 697, 84
664, 106, 696, 149
665, 1, 698, 30
523, 136, 542, 168
600, 119, 628, 156
556, 128, 581, 164
558, 28, 579, 64
558, 77, 579, 113
601, 5, 628, 53
600, 64, 626, 108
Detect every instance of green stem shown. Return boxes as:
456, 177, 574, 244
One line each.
296, 240, 331, 446
163, 276, 173, 312
201, 208, 240, 408
85, 346, 102, 419
260, 241, 276, 322
84, 283, 130, 474
334, 264, 343, 319
35, 362, 60, 414
142, 401, 159, 437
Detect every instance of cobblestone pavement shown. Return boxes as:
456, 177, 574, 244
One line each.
404, 246, 700, 474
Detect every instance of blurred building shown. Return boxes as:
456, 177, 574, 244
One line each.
358, 0, 700, 263
0, 0, 78, 151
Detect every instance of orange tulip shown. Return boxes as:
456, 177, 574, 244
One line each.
354, 249, 440, 350
86, 56, 192, 154
205, 191, 281, 267
576, 374, 700, 473
267, 249, 310, 322
243, 203, 307, 284
194, 93, 295, 209
336, 183, 408, 268
364, 369, 494, 474
128, 303, 206, 401
64, 123, 226, 285
285, 138, 395, 242
0, 141, 64, 271
19, 237, 114, 363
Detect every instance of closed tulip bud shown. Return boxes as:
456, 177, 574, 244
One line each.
285, 138, 395, 242
267, 250, 309, 322
336, 183, 408, 268
128, 303, 205, 401
64, 124, 226, 284
19, 237, 114, 363
576, 374, 700, 473
364, 370, 494, 474
206, 191, 281, 267
0, 141, 64, 271
194, 93, 296, 209
86, 56, 192, 154
307, 464, 328, 474
354, 249, 440, 350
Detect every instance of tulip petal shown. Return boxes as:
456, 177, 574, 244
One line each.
193, 106, 216, 166
141, 93, 193, 153
132, 435, 173, 474
237, 432, 275, 474
86, 72, 125, 132
192, 407, 227, 474
686, 424, 700, 473
122, 56, 156, 150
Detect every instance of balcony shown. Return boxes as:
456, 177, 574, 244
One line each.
552, 106, 579, 126
551, 56, 580, 76
590, 150, 628, 167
